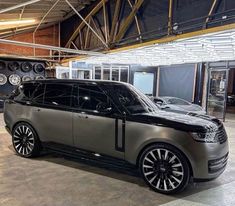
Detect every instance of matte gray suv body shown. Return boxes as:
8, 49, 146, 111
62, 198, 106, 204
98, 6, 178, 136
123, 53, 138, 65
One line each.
4, 79, 229, 194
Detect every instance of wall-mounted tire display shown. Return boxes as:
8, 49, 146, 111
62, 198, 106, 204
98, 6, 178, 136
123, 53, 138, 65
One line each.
35, 75, 45, 80
21, 62, 33, 72
0, 61, 6, 70
0, 74, 7, 85
22, 75, 32, 82
8, 61, 20, 71
9, 74, 21, 85
34, 63, 45, 73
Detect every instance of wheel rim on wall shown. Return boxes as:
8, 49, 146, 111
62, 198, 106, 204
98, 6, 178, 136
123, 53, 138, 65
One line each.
0, 61, 6, 70
9, 74, 21, 85
0, 74, 7, 85
142, 148, 184, 192
21, 62, 33, 72
22, 75, 32, 82
35, 75, 45, 80
8, 61, 20, 71
34, 63, 45, 73
13, 125, 35, 156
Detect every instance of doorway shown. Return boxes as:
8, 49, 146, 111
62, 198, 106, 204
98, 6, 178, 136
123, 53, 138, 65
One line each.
207, 68, 229, 121
226, 68, 235, 120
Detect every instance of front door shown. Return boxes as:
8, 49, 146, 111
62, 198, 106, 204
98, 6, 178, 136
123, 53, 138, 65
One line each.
207, 68, 229, 120
72, 83, 124, 159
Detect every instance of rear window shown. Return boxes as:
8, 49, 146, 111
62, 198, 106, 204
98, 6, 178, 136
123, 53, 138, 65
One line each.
13, 83, 39, 102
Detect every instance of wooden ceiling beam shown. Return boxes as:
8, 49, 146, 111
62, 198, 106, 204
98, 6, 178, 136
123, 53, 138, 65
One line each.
65, 0, 108, 48
114, 0, 144, 43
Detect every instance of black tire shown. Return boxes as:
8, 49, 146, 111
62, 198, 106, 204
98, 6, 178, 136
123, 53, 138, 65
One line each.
139, 143, 190, 194
12, 123, 41, 158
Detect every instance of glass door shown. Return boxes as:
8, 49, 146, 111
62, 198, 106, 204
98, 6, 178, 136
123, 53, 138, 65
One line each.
207, 68, 229, 120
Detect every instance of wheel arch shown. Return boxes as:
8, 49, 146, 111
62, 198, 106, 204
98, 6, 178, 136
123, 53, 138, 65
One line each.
12, 120, 40, 140
136, 141, 194, 177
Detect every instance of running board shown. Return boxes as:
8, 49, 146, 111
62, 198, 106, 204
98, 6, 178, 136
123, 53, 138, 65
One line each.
42, 142, 138, 173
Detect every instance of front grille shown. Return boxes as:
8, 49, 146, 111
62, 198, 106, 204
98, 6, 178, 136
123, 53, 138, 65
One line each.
208, 153, 228, 173
215, 128, 227, 144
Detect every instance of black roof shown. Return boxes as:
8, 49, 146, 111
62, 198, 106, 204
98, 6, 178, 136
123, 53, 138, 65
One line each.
24, 79, 129, 86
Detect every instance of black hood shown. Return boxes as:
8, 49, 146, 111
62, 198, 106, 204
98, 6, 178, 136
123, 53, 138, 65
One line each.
129, 111, 222, 133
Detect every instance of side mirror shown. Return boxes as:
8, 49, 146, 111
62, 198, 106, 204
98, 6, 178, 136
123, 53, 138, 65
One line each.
96, 102, 113, 114
160, 105, 170, 110
154, 100, 163, 106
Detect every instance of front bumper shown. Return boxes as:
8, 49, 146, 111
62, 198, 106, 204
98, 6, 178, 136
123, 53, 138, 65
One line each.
187, 139, 229, 180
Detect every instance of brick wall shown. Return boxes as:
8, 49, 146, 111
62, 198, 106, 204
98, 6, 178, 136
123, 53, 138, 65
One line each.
0, 25, 59, 57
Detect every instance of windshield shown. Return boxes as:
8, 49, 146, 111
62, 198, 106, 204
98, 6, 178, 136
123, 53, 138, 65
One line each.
165, 97, 190, 105
112, 84, 159, 114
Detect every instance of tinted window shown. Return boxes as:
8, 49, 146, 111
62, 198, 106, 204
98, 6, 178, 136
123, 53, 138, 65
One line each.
44, 83, 72, 107
32, 84, 45, 104
13, 83, 39, 102
104, 84, 159, 114
111, 85, 146, 114
73, 84, 111, 112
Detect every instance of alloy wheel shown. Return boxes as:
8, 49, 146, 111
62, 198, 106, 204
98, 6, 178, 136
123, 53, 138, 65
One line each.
142, 148, 184, 192
13, 125, 35, 156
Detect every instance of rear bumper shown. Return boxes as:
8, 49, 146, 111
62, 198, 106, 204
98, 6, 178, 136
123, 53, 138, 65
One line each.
5, 125, 11, 135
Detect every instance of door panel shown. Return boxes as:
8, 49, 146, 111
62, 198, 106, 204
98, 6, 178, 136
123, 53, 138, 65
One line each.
31, 83, 74, 146
73, 112, 124, 159
32, 108, 73, 146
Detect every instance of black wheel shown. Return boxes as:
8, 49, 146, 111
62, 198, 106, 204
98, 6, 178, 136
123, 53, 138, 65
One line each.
8, 61, 20, 71
12, 123, 41, 158
139, 143, 190, 194
34, 63, 45, 73
21, 62, 33, 72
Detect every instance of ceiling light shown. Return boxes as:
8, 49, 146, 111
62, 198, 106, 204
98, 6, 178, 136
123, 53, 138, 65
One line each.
0, 19, 36, 26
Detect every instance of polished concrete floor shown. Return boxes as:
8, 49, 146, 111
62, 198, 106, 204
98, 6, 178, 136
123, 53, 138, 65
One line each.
0, 113, 235, 206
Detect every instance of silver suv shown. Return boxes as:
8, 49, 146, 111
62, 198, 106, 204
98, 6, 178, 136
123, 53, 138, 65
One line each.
4, 80, 229, 194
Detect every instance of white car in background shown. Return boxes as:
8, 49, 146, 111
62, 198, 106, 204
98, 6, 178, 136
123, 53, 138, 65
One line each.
152, 96, 206, 115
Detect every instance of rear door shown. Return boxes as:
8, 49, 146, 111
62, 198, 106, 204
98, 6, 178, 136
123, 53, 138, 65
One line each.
31, 83, 74, 146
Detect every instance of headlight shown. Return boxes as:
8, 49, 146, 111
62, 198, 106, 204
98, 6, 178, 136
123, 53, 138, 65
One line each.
191, 132, 217, 143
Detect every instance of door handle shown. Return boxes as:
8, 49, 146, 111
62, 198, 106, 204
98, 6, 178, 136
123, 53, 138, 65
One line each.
35, 108, 41, 112
78, 115, 88, 119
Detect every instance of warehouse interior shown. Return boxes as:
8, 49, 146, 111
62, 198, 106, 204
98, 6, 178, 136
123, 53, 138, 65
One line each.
0, 0, 235, 205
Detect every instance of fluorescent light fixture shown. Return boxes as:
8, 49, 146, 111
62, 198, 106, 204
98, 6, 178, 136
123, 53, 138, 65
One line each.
0, 19, 36, 26
0, 0, 41, 14
78, 28, 235, 66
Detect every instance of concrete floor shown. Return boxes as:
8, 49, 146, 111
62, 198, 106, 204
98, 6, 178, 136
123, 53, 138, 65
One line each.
0, 114, 235, 206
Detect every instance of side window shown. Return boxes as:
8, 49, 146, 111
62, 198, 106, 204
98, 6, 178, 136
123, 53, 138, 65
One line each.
32, 84, 45, 104
74, 84, 111, 112
112, 85, 146, 114
14, 83, 39, 102
43, 83, 72, 107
